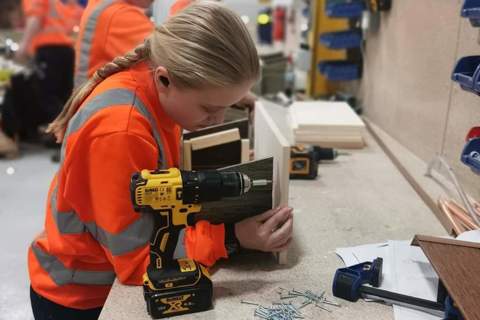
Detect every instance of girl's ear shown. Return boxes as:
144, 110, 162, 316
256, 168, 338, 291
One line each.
154, 66, 171, 93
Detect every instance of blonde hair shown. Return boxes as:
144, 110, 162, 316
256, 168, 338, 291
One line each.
47, 1, 259, 141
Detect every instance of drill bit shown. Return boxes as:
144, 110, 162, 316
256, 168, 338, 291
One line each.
252, 179, 272, 187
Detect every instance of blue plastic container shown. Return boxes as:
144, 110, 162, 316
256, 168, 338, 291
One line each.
326, 0, 365, 18
461, 0, 480, 27
461, 138, 480, 175
451, 56, 480, 94
318, 61, 362, 81
319, 29, 362, 49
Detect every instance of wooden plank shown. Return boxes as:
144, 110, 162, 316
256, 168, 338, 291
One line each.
183, 118, 249, 140
191, 140, 242, 171
412, 235, 480, 320
195, 158, 273, 225
182, 140, 192, 171
189, 128, 240, 151
255, 102, 291, 264
241, 139, 250, 163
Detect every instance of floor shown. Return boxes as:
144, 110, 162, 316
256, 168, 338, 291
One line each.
0, 145, 58, 320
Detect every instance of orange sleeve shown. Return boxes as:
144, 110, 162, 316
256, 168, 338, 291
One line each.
22, 0, 48, 18
64, 129, 159, 285
169, 0, 193, 16
104, 6, 154, 61
184, 222, 228, 267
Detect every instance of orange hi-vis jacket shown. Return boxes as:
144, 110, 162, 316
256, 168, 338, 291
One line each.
169, 0, 193, 16
28, 62, 228, 309
63, 1, 84, 35
22, 0, 74, 53
74, 0, 154, 88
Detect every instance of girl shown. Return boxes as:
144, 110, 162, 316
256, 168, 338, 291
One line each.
28, 2, 294, 320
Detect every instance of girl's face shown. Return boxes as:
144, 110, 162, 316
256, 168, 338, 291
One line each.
154, 68, 254, 131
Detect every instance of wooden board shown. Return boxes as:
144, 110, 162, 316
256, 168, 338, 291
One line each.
289, 100, 365, 148
189, 128, 240, 151
412, 235, 480, 320
254, 102, 291, 264
191, 140, 242, 171
195, 158, 273, 225
182, 129, 249, 171
183, 118, 249, 140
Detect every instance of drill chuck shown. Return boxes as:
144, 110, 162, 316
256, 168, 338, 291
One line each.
181, 171, 251, 204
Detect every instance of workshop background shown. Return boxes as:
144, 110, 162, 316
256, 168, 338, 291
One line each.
1, 0, 480, 320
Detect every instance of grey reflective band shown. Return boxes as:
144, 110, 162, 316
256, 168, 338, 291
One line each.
48, 0, 58, 18
51, 185, 155, 256
31, 243, 115, 286
60, 88, 166, 168
74, 0, 116, 88
51, 186, 86, 234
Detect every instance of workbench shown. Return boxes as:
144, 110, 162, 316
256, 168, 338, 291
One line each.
99, 132, 446, 320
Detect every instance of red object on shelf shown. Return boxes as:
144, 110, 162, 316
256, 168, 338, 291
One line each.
273, 6, 286, 41
466, 127, 480, 141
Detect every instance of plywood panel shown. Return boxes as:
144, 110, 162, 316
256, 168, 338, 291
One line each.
441, 17, 480, 200
360, 0, 461, 163
183, 119, 249, 140
255, 102, 291, 264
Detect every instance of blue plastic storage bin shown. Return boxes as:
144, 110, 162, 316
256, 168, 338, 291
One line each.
319, 29, 362, 49
318, 61, 362, 81
461, 0, 480, 27
326, 0, 365, 18
451, 56, 480, 94
461, 138, 480, 174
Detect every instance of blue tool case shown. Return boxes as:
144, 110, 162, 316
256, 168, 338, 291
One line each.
319, 29, 363, 49
451, 56, 480, 94
462, 0, 480, 27
318, 60, 362, 81
326, 0, 366, 18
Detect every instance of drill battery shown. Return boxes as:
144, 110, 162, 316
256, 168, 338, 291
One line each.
143, 258, 213, 319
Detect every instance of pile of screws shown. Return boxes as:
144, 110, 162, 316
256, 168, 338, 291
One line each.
241, 288, 340, 319
278, 288, 340, 312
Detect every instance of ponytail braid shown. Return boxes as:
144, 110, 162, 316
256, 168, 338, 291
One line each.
46, 41, 151, 142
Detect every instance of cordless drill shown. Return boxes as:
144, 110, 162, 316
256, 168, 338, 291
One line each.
130, 168, 268, 319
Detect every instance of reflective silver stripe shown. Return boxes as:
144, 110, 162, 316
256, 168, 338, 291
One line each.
74, 0, 116, 88
31, 243, 115, 286
51, 186, 86, 234
52, 182, 155, 255
61, 88, 165, 167
48, 0, 58, 18
51, 88, 166, 257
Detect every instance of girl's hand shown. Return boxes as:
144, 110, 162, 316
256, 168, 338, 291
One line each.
234, 206, 293, 252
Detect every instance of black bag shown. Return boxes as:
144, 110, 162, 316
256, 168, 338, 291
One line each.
0, 71, 44, 140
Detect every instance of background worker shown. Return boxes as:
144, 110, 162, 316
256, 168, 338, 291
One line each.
73, 0, 154, 88
17, 0, 75, 129
63, 0, 84, 37
29, 3, 293, 320
0, 0, 75, 157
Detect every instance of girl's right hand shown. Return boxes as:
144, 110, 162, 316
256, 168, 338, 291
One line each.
234, 206, 294, 252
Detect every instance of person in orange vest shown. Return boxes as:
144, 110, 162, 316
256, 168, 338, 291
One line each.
63, 0, 84, 36
169, 0, 193, 15
73, 0, 155, 88
28, 3, 294, 320
16, 0, 75, 128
